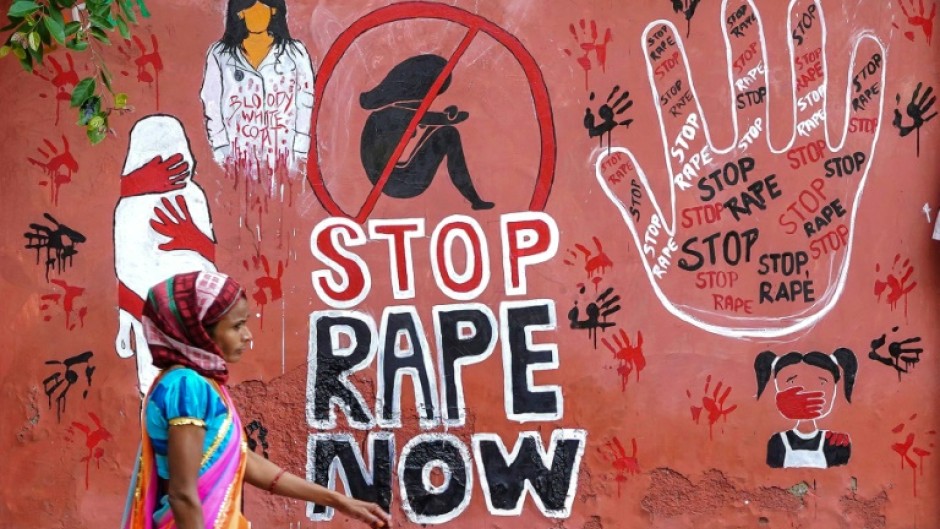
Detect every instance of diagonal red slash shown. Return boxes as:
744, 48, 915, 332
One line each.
355, 27, 480, 223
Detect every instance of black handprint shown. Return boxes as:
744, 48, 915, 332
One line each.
670, 0, 704, 37
893, 82, 937, 156
584, 86, 634, 150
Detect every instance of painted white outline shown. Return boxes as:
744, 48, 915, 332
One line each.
368, 218, 425, 300
593, 0, 887, 338
398, 433, 473, 524
472, 429, 587, 518
307, 310, 377, 430
306, 432, 396, 521
500, 212, 560, 297
432, 303, 499, 427
311, 217, 372, 309
376, 306, 441, 429
500, 300, 562, 423
430, 215, 491, 301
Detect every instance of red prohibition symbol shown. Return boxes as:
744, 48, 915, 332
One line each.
306, 2, 557, 223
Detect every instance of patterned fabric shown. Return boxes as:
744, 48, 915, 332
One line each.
145, 369, 232, 480
122, 369, 249, 529
142, 271, 244, 383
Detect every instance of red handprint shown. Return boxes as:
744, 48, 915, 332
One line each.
34, 54, 79, 124
602, 329, 645, 391
774, 386, 826, 420
119, 34, 164, 107
121, 154, 189, 197
40, 279, 87, 330
688, 375, 738, 440
874, 254, 917, 316
243, 254, 286, 329
600, 436, 639, 497
891, 414, 935, 497
563, 19, 613, 90
27, 136, 78, 205
895, 0, 936, 45
150, 196, 216, 262
66, 412, 112, 490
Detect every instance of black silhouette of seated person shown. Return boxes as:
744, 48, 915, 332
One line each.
359, 54, 494, 210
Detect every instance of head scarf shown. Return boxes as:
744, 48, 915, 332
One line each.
142, 271, 245, 384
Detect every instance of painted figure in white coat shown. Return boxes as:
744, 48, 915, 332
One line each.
754, 349, 858, 469
114, 115, 217, 395
200, 0, 314, 178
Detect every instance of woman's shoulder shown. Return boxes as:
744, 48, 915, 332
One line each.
152, 368, 215, 399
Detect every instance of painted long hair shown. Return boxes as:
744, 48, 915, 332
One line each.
220, 0, 299, 56
754, 348, 858, 402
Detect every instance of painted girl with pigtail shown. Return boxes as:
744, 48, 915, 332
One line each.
754, 348, 858, 469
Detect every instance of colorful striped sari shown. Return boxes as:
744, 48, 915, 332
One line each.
122, 374, 248, 529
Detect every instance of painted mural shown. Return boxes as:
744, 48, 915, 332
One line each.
1, 0, 938, 528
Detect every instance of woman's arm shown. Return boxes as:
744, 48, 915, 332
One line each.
244, 450, 390, 528
166, 424, 207, 529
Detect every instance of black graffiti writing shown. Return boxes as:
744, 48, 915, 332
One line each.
43, 351, 95, 422
23, 213, 86, 281
677, 228, 760, 272
824, 152, 867, 178
791, 3, 818, 46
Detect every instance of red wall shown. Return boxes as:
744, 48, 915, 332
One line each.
1, 0, 938, 528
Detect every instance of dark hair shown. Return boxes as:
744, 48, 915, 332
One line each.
360, 55, 452, 110
220, 0, 298, 56
755, 348, 857, 402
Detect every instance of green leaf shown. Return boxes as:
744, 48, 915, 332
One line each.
88, 115, 105, 129
44, 13, 66, 43
70, 77, 96, 108
114, 92, 128, 109
86, 125, 107, 144
26, 38, 42, 63
120, 0, 137, 24
66, 37, 88, 51
48, 6, 65, 27
0, 45, 10, 58
64, 21, 81, 36
35, 20, 51, 45
116, 16, 129, 39
12, 45, 26, 60
89, 26, 111, 44
17, 51, 33, 72
77, 95, 101, 125
8, 1, 40, 18
136, 0, 150, 18
27, 31, 39, 51
90, 15, 115, 30
99, 67, 113, 92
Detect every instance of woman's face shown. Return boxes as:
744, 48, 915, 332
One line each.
239, 2, 275, 34
209, 297, 253, 363
773, 362, 838, 421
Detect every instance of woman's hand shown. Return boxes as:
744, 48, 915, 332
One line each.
334, 496, 391, 529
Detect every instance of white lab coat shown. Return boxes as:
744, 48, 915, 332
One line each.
200, 40, 315, 170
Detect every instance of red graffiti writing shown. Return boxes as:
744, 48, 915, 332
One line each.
66, 412, 112, 490
34, 53, 79, 125
27, 136, 78, 205
563, 19, 612, 90
600, 436, 639, 498
40, 279, 87, 330
874, 254, 917, 316
119, 34, 164, 107
687, 375, 738, 440
891, 414, 935, 497
602, 329, 645, 391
